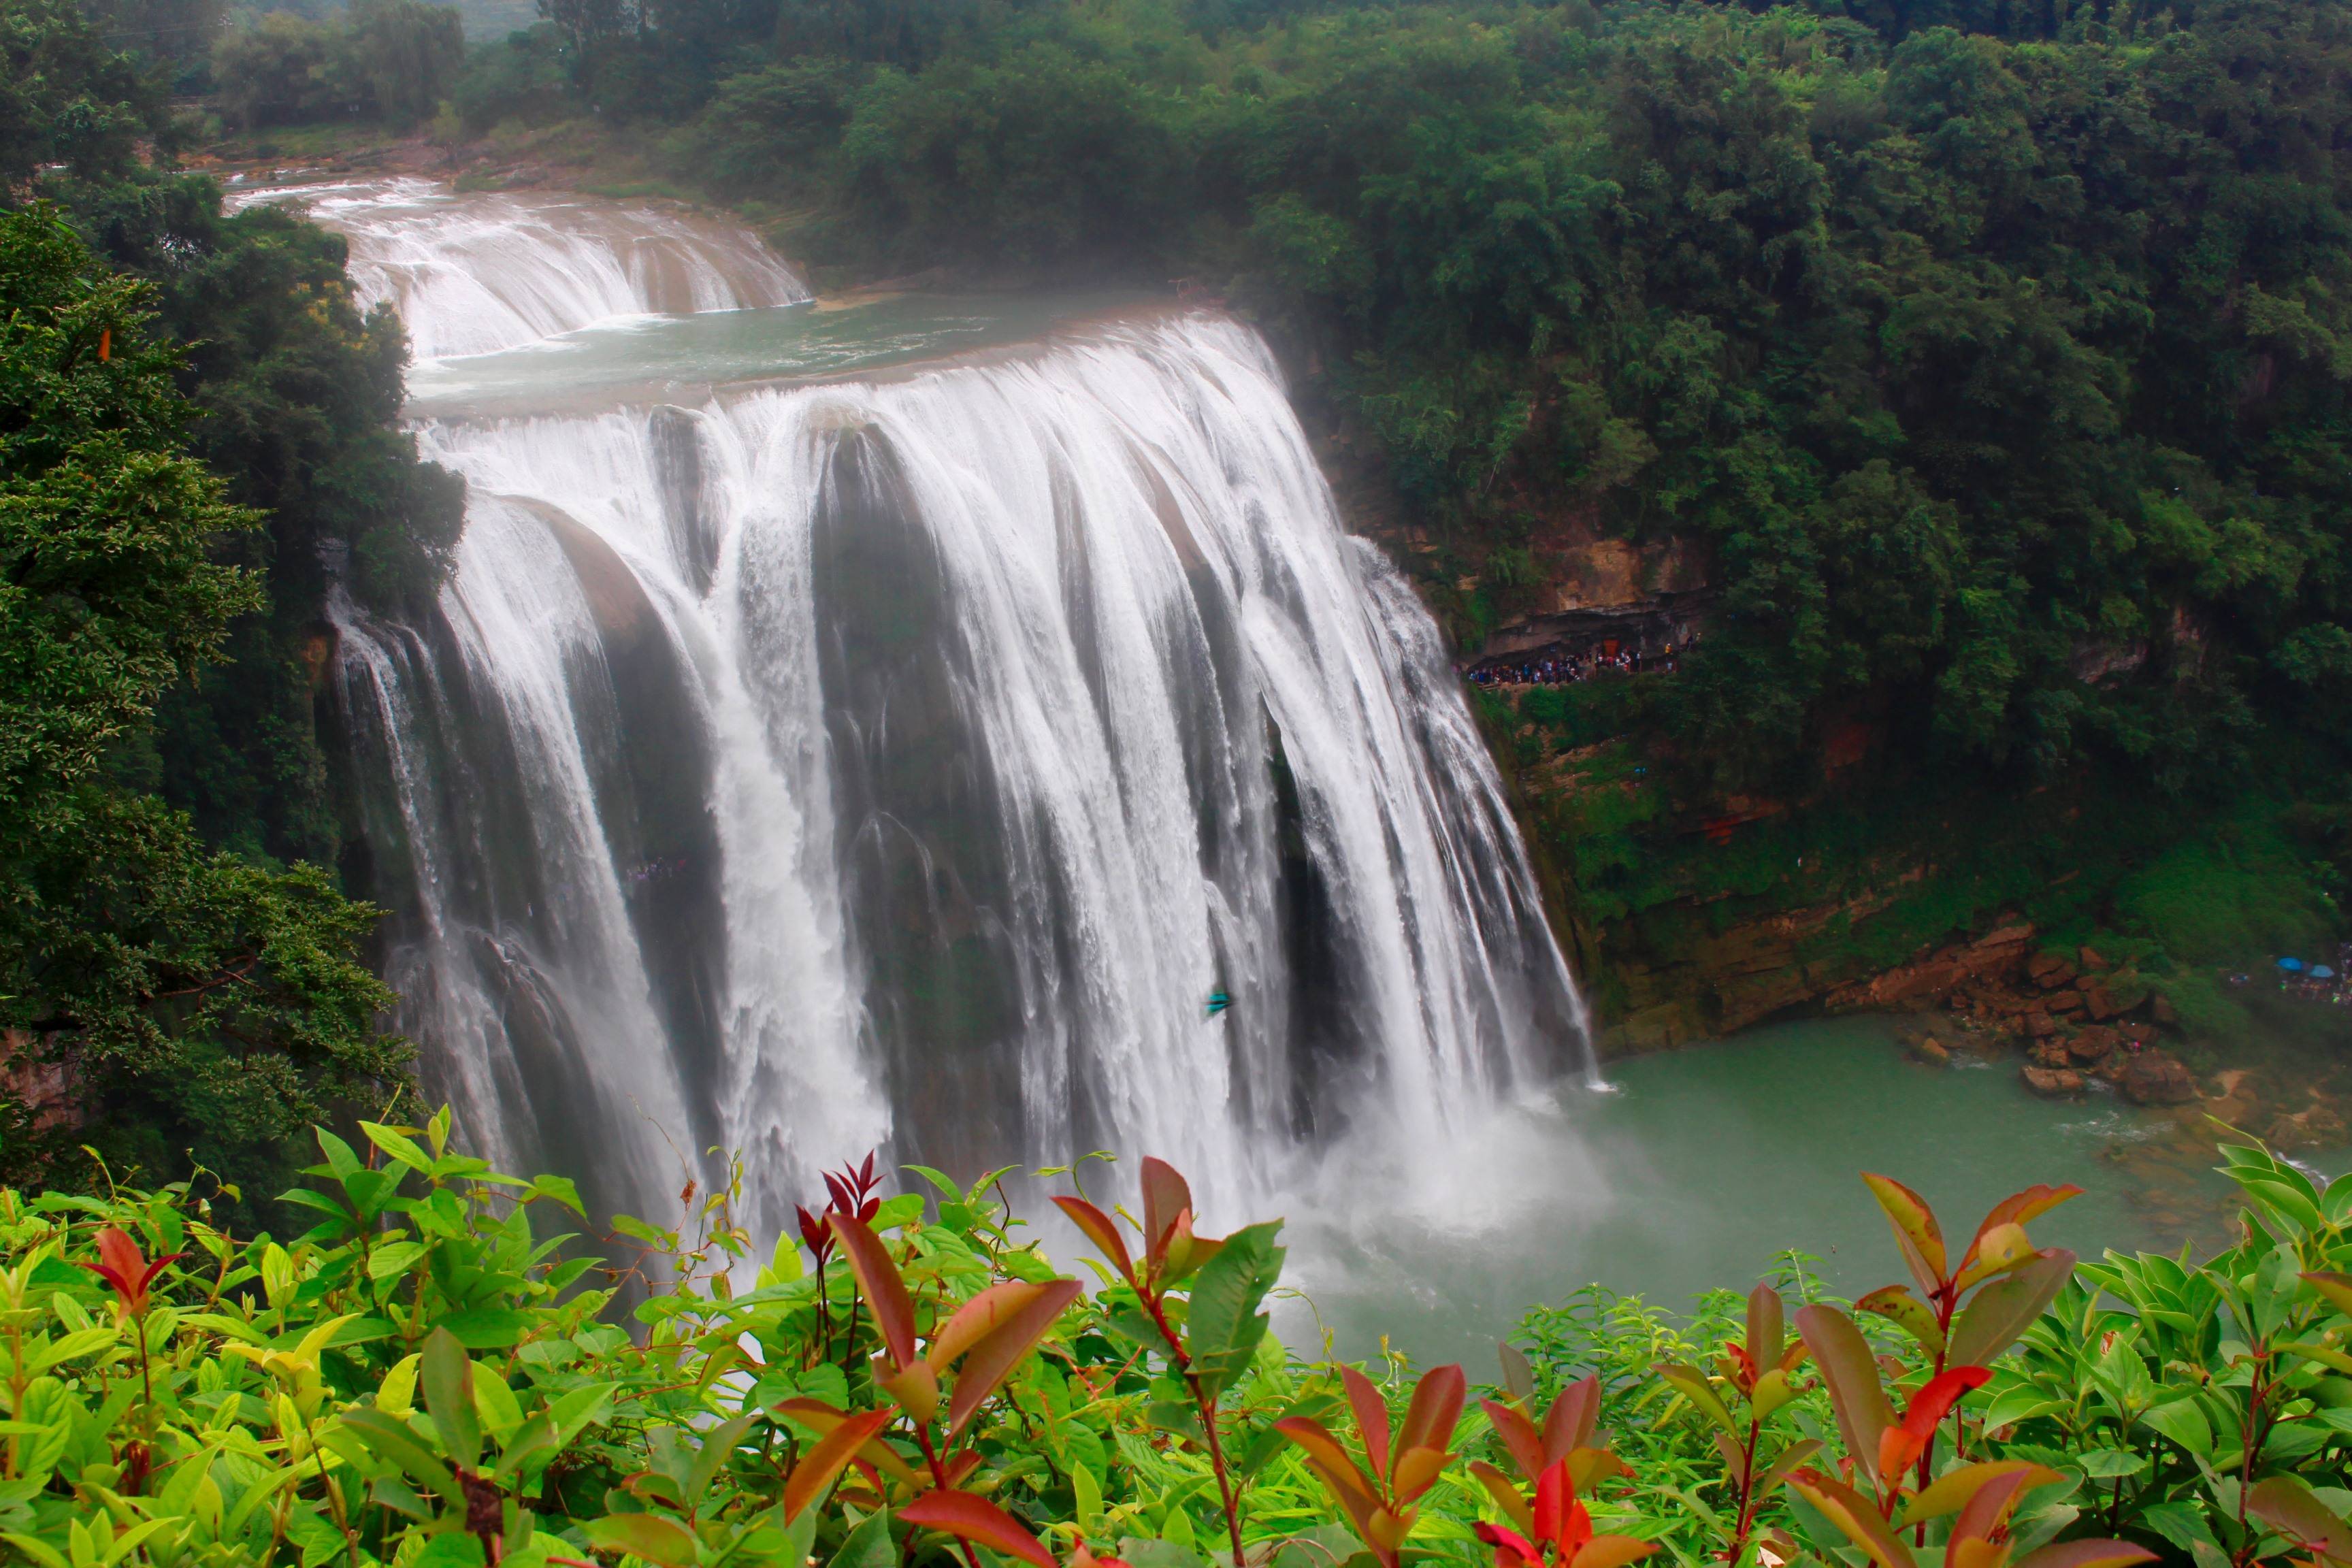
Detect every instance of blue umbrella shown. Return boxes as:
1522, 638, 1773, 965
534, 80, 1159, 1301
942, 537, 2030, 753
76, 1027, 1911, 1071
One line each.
2279, 956, 2306, 973
2313, 966, 2336, 980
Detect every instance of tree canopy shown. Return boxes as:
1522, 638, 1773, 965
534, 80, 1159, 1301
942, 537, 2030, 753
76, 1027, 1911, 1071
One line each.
0, 204, 408, 1203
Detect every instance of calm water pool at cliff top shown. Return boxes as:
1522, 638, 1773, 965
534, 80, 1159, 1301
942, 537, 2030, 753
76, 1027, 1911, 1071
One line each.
404, 290, 1150, 417
1281, 1013, 2346, 1364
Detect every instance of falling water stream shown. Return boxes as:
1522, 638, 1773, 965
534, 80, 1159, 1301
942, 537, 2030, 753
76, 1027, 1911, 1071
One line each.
251, 178, 1588, 1257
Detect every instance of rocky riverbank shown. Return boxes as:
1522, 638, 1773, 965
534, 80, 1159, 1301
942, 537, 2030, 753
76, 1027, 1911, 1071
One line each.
1875, 922, 2349, 1162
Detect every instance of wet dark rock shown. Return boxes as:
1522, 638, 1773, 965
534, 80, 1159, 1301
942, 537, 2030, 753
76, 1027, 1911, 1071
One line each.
2023, 1065, 2086, 1097
2122, 1050, 2198, 1106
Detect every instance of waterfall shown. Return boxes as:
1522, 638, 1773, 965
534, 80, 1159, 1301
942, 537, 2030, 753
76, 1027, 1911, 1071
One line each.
231, 176, 807, 359
317, 183, 1588, 1233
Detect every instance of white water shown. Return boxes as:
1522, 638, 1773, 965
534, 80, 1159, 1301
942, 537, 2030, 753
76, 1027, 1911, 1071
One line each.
314, 181, 1588, 1236
231, 176, 806, 359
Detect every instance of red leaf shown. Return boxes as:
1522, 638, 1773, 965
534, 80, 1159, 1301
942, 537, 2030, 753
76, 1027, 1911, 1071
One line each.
944, 1277, 1081, 1439
1396, 1364, 1467, 1460
1961, 1185, 2083, 1275
783, 1409, 892, 1522
1475, 1522, 1541, 1566
1341, 1365, 1393, 1482
1478, 1397, 1545, 1483
1542, 1375, 1601, 1465
830, 1211, 918, 1371
1903, 1366, 1990, 1442
1531, 1460, 1570, 1548
1140, 1158, 1192, 1265
1051, 1196, 1136, 1287
1861, 1173, 1949, 1298
902, 1489, 1056, 1568
79, 1227, 182, 1318
1944, 1466, 2045, 1567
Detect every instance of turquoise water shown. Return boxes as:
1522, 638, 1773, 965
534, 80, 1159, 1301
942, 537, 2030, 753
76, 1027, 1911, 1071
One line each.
406, 291, 1148, 418
1284, 1013, 2343, 1364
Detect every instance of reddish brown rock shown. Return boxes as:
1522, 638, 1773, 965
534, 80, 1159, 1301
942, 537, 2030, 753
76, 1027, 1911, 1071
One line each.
2068, 1026, 2118, 1064
2266, 1100, 2349, 1152
2048, 991, 2086, 1014
2151, 992, 2179, 1025
2028, 952, 2078, 989
2080, 983, 2119, 1022
2079, 946, 2110, 972
2122, 1050, 2199, 1106
2025, 1010, 2057, 1038
1974, 921, 2036, 951
2030, 1038, 2072, 1068
2023, 1065, 2087, 1097
2104, 970, 2151, 1014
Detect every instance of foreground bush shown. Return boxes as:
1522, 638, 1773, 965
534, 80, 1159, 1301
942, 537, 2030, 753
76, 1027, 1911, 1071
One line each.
8, 1115, 2351, 1568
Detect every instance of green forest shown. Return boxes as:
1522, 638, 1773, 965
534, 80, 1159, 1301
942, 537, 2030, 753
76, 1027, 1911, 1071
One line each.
0, 0, 461, 1200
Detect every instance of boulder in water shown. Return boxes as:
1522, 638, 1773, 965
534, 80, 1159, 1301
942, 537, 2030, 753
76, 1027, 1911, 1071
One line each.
2122, 1050, 2198, 1105
2022, 1064, 2086, 1097
1909, 1034, 1953, 1067
2264, 1097, 2349, 1151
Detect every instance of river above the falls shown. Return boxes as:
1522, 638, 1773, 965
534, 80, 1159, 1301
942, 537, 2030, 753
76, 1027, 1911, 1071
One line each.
404, 290, 1152, 419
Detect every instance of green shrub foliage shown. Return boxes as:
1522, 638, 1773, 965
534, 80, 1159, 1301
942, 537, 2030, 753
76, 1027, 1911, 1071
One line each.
12, 1117, 2351, 1568
0, 206, 408, 1203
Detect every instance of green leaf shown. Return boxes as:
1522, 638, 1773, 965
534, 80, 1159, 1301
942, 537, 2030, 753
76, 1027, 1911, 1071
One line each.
1948, 1251, 2076, 1368
360, 1121, 436, 1176
2074, 1450, 2147, 1480
1980, 1384, 2065, 1430
2140, 1398, 2212, 1457
338, 1407, 463, 1503
829, 1509, 895, 1568
527, 1175, 585, 1213
437, 1307, 535, 1348
687, 1414, 757, 1509
871, 1194, 924, 1230
904, 1166, 964, 1200
2136, 1502, 2219, 1556
412, 1534, 488, 1568
1654, 1362, 1738, 1437
584, 1512, 702, 1568
1185, 1220, 1284, 1399
1, 1534, 66, 1568
1120, 1542, 1209, 1568
421, 1326, 484, 1471
367, 1240, 427, 1281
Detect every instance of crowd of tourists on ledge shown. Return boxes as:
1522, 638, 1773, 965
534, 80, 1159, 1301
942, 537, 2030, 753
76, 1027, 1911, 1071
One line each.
2226, 944, 2351, 1004
1463, 636, 1686, 688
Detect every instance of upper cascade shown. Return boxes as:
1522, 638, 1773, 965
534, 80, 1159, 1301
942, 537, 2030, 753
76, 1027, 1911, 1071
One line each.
231, 176, 807, 360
